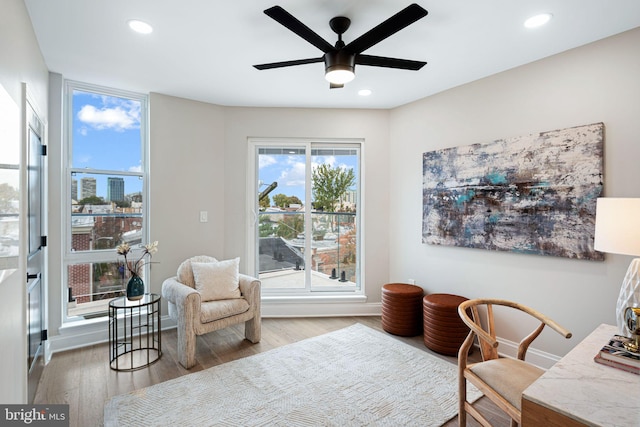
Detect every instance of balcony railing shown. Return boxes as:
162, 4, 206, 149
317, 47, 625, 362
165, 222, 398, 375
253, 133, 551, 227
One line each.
258, 211, 357, 289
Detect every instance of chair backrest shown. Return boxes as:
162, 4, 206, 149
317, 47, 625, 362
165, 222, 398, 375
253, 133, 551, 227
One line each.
176, 255, 218, 288
458, 299, 572, 361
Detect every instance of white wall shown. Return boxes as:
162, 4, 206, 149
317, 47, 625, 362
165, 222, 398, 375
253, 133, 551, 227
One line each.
389, 27, 640, 358
0, 0, 49, 404
149, 103, 391, 313
149, 93, 226, 294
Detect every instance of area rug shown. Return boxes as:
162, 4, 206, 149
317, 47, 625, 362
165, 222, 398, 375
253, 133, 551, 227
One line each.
104, 323, 481, 426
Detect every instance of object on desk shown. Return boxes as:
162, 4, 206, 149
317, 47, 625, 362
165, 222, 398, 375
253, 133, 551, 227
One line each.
624, 306, 640, 352
593, 198, 640, 336
594, 353, 640, 375
596, 334, 640, 368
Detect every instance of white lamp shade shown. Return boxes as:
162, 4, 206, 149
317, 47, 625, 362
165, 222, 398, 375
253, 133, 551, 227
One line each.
594, 198, 640, 257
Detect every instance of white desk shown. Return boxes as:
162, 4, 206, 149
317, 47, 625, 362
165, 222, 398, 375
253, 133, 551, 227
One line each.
522, 324, 640, 427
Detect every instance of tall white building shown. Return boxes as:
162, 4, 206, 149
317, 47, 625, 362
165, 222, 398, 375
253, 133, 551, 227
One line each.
80, 177, 96, 200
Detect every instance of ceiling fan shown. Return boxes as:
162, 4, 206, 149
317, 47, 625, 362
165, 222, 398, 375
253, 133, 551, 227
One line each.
253, 3, 428, 89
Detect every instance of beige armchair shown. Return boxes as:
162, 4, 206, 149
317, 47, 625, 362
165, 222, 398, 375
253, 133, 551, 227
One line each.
162, 255, 261, 369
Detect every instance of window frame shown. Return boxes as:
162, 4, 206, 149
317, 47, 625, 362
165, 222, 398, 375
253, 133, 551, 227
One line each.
62, 80, 149, 323
248, 137, 364, 297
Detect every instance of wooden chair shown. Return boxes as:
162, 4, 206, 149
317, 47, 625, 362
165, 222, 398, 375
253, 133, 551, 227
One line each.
457, 299, 571, 427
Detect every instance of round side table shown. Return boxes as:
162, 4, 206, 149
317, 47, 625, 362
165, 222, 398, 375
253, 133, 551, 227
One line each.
109, 293, 162, 371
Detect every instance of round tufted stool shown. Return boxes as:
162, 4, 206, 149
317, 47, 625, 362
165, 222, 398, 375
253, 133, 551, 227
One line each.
423, 293, 470, 355
381, 283, 424, 337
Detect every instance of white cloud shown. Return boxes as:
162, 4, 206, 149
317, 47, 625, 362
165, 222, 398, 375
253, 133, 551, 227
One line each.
77, 97, 140, 132
279, 161, 306, 187
259, 155, 277, 169
129, 164, 142, 173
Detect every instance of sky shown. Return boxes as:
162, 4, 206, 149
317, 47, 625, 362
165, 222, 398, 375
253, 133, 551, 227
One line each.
72, 90, 143, 198
259, 151, 358, 205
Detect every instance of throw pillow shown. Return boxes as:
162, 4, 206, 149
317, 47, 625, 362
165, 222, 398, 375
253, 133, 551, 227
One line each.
177, 255, 218, 288
192, 258, 241, 301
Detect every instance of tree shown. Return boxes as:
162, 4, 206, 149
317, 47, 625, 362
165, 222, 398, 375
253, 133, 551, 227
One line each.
0, 183, 19, 213
288, 195, 302, 206
272, 194, 302, 209
272, 194, 288, 208
275, 214, 304, 239
312, 164, 355, 212
78, 195, 106, 205
259, 194, 271, 209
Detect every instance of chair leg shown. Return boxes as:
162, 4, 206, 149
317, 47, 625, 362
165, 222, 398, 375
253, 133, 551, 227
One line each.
177, 326, 197, 369
245, 315, 261, 343
458, 374, 467, 426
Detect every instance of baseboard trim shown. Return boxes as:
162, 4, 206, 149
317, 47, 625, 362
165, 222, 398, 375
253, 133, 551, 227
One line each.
47, 306, 561, 369
262, 301, 382, 317
48, 315, 177, 357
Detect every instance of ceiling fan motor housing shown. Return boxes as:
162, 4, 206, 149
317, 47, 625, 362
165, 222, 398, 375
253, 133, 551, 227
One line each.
324, 50, 356, 74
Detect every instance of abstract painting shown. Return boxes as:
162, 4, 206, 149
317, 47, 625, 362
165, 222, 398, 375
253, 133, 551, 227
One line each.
422, 123, 604, 260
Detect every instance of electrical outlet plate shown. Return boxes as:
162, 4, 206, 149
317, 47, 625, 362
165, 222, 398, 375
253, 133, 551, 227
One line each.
199, 211, 208, 222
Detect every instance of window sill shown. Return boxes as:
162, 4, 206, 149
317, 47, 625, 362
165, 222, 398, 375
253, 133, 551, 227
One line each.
261, 293, 380, 317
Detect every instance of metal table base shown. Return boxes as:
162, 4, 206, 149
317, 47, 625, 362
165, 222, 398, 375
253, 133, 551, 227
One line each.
108, 293, 162, 371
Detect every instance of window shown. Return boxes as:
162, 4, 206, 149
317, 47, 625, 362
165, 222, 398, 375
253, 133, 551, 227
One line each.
63, 81, 148, 320
250, 139, 362, 295
0, 84, 20, 270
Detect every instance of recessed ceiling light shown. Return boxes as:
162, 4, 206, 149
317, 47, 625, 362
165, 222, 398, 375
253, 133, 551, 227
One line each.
524, 13, 552, 29
128, 19, 153, 34
358, 89, 372, 97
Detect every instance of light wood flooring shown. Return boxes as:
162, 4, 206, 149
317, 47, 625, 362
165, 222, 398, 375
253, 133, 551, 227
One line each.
34, 316, 509, 427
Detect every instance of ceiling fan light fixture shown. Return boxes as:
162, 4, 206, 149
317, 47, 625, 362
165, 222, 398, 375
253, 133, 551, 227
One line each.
324, 51, 356, 85
325, 68, 355, 85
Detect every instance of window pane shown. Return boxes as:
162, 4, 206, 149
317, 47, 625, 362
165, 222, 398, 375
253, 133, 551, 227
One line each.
71, 172, 143, 252
311, 149, 359, 289
64, 83, 147, 320
311, 212, 357, 285
67, 261, 133, 318
0, 167, 19, 259
71, 90, 142, 170
258, 148, 306, 289
258, 212, 305, 289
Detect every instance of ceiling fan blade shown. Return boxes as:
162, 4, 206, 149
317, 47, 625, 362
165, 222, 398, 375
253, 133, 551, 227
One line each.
329, 83, 344, 89
356, 54, 426, 70
345, 3, 428, 54
264, 6, 334, 53
254, 57, 324, 70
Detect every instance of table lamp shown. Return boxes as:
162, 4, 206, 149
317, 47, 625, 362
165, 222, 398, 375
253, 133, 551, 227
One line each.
594, 198, 640, 336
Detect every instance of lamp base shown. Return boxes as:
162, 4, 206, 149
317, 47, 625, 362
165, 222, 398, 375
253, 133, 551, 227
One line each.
616, 258, 640, 336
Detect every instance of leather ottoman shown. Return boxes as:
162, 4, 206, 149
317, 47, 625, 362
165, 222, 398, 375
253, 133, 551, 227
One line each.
423, 293, 470, 355
381, 283, 424, 337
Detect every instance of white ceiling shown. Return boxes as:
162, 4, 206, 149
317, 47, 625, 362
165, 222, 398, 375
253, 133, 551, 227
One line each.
24, 0, 640, 109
